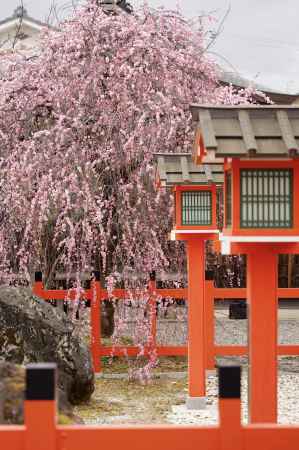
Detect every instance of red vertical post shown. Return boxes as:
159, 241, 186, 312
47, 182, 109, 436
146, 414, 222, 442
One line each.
148, 272, 157, 348
205, 275, 215, 370
247, 246, 277, 423
186, 237, 206, 408
91, 272, 101, 373
33, 271, 44, 297
24, 364, 57, 450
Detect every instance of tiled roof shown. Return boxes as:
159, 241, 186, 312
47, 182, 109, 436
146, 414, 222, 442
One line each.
190, 104, 299, 158
99, 0, 133, 13
0, 8, 48, 29
155, 153, 223, 186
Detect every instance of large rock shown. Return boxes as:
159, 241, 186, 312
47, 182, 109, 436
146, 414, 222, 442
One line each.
0, 287, 94, 404
0, 361, 81, 424
0, 361, 24, 424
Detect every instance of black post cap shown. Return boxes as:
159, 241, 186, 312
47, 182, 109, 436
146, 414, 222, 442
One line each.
26, 363, 56, 400
93, 271, 100, 281
205, 270, 214, 281
218, 365, 241, 399
149, 271, 156, 281
34, 271, 43, 282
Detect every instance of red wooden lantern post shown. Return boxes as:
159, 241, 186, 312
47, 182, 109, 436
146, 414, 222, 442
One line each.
191, 104, 299, 423
155, 153, 222, 408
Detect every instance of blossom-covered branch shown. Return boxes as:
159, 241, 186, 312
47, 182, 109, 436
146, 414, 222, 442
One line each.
0, 1, 262, 285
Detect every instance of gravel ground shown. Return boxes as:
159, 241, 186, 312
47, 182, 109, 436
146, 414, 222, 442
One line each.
78, 365, 299, 426
168, 307, 299, 424
113, 305, 299, 346
215, 309, 299, 345
77, 306, 299, 425
168, 368, 299, 425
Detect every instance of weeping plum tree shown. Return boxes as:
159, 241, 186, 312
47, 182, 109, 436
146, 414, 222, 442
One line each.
0, 1, 262, 286
0, 1, 267, 378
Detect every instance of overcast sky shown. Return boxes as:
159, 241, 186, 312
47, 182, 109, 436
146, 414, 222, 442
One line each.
2, 0, 299, 93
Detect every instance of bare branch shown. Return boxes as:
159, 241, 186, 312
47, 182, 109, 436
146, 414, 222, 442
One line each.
12, 0, 25, 50
203, 4, 231, 53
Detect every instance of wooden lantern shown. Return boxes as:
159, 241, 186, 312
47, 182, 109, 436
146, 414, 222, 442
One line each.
174, 184, 217, 232
155, 152, 222, 408
190, 103, 299, 423
223, 159, 298, 236
155, 153, 222, 240
190, 104, 299, 253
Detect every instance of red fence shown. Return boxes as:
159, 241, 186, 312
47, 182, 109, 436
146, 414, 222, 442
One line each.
204, 281, 299, 370
0, 362, 298, 450
32, 272, 299, 373
32, 272, 187, 372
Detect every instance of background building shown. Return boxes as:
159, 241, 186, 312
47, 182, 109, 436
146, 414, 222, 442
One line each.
0, 6, 47, 58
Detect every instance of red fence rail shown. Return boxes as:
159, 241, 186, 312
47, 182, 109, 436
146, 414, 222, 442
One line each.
33, 272, 188, 372
0, 363, 298, 450
32, 272, 299, 373
204, 280, 299, 370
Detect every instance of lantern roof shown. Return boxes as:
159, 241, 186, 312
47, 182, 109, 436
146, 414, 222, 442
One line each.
154, 153, 223, 187
190, 104, 299, 159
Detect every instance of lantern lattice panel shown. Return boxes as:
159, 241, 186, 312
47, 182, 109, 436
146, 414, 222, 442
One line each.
225, 172, 232, 227
240, 169, 293, 228
182, 191, 212, 226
